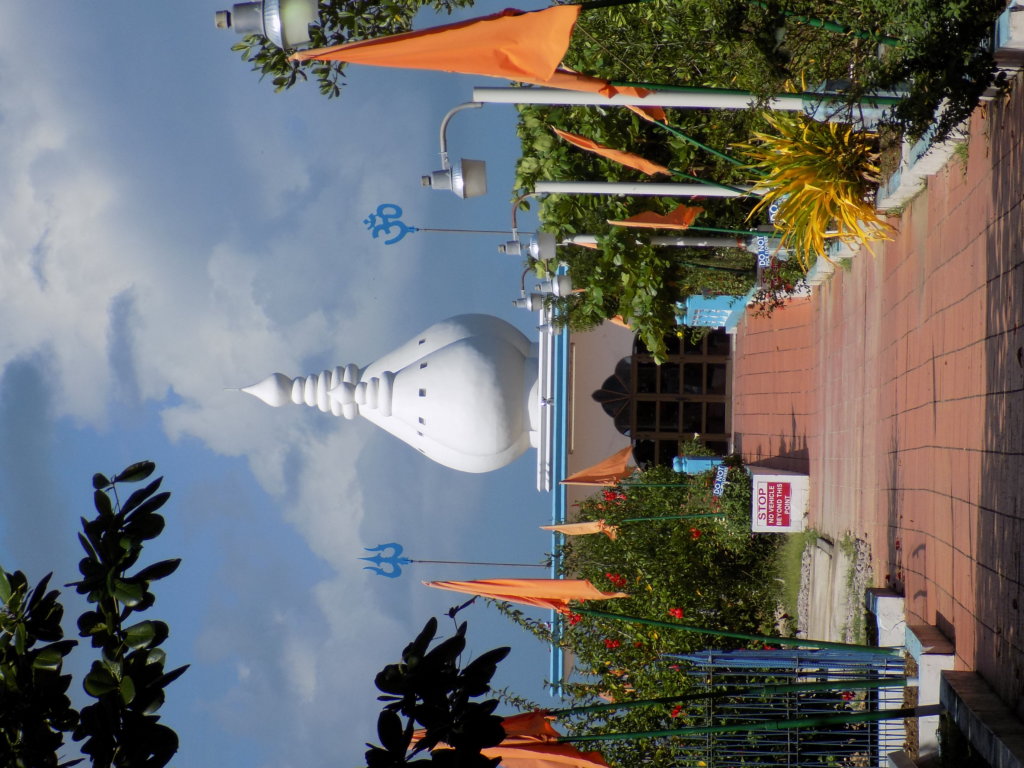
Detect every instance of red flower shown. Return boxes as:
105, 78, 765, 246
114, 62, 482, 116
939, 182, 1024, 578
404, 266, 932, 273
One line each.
605, 572, 628, 588
602, 490, 627, 503
568, 612, 583, 626
840, 691, 855, 701
668, 664, 681, 671
633, 641, 644, 648
603, 638, 621, 649
689, 528, 702, 540
668, 607, 684, 619
670, 705, 685, 718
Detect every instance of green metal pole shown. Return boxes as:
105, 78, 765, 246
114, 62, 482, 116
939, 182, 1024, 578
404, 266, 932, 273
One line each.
669, 170, 753, 196
747, 0, 903, 47
559, 707, 919, 741
550, 677, 907, 717
619, 482, 688, 487
643, 120, 750, 169
687, 225, 766, 237
572, 608, 902, 656
619, 513, 726, 523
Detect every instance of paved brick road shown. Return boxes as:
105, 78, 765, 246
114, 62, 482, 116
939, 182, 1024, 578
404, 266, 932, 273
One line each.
731, 82, 1024, 718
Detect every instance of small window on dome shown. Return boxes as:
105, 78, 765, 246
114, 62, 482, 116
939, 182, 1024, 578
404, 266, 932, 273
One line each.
418, 417, 426, 425
418, 338, 426, 345
420, 362, 428, 369
419, 389, 426, 397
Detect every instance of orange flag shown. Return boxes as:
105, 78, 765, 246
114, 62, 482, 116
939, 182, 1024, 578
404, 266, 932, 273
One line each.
608, 315, 633, 330
541, 520, 619, 540
560, 446, 634, 486
292, 9, 655, 100
624, 104, 668, 123
415, 712, 610, 768
423, 578, 627, 614
292, 7, 579, 81
486, 712, 611, 768
551, 128, 669, 177
607, 204, 704, 231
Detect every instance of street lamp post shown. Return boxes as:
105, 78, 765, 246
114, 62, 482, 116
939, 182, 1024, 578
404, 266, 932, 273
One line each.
215, 0, 318, 49
420, 102, 489, 198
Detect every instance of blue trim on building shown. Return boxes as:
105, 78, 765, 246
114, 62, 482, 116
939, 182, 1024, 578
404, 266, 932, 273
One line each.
547, 323, 570, 696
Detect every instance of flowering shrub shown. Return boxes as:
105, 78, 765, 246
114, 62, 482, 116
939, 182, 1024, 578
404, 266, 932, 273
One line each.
605, 572, 628, 589
499, 463, 781, 768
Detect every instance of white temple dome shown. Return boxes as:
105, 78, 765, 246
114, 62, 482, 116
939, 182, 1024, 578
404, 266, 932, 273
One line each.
242, 314, 540, 473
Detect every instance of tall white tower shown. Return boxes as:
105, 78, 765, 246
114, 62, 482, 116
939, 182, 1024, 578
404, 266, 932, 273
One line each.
242, 315, 540, 474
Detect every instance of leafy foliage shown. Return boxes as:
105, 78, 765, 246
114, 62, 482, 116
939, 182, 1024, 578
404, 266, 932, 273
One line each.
511, 0, 1005, 347
231, 0, 474, 97
366, 617, 511, 768
498, 463, 783, 768
0, 571, 78, 768
737, 111, 893, 269
0, 461, 186, 768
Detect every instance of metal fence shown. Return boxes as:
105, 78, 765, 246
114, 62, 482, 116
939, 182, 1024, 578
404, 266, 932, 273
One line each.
663, 649, 907, 768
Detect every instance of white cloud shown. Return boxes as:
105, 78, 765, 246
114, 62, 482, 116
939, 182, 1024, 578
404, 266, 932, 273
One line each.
0, 5, 549, 768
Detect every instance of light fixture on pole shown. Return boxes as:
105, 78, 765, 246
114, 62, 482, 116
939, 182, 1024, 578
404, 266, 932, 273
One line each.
215, 0, 319, 49
421, 102, 488, 198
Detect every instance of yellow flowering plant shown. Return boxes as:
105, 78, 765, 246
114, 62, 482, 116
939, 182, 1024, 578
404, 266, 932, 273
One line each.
737, 111, 893, 270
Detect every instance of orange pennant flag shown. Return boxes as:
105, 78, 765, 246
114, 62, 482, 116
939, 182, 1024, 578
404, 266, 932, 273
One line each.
291, 8, 661, 101
486, 712, 612, 768
625, 104, 669, 123
423, 578, 627, 614
541, 520, 619, 540
560, 445, 634, 486
415, 712, 611, 768
292, 7, 580, 81
608, 315, 633, 330
607, 204, 705, 231
538, 68, 651, 100
551, 128, 670, 177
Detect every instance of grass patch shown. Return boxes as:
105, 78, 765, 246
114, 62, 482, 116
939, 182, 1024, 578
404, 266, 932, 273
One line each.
775, 528, 819, 628
839, 533, 870, 644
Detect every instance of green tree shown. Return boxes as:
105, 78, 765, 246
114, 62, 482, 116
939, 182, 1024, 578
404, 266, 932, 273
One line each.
231, 0, 474, 97
497, 463, 782, 768
365, 616, 511, 768
0, 461, 186, 768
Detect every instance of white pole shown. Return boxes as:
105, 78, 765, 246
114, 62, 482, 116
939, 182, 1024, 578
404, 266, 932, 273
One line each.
564, 234, 744, 249
472, 87, 805, 111
535, 181, 747, 197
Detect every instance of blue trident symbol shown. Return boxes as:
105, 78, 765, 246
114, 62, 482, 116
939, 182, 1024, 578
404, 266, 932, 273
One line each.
363, 203, 419, 246
360, 542, 412, 578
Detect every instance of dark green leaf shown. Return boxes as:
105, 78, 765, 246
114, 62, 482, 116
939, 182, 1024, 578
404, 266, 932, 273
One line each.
112, 579, 145, 607
154, 663, 189, 690
402, 617, 437, 664
377, 709, 408, 754
32, 645, 65, 671
83, 663, 117, 697
133, 558, 181, 583
119, 477, 163, 517
119, 674, 136, 704
111, 460, 156, 484
93, 490, 113, 518
92, 472, 111, 490
125, 620, 169, 650
125, 491, 171, 522
0, 569, 11, 604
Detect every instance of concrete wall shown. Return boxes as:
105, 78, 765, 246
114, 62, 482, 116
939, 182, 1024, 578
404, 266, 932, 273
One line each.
564, 322, 635, 511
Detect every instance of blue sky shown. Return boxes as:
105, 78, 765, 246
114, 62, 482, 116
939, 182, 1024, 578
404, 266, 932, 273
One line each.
0, 1, 559, 765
